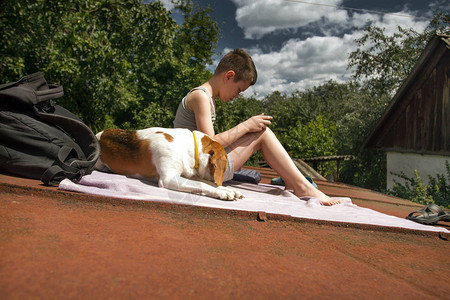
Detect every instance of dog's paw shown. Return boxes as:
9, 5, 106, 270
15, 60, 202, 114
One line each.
217, 186, 244, 201
232, 189, 244, 199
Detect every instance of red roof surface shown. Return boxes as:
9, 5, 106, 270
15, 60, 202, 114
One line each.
1, 169, 449, 299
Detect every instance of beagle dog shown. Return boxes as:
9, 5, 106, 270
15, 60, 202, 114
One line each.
95, 128, 243, 201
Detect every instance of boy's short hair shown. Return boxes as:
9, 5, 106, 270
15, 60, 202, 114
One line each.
214, 49, 257, 85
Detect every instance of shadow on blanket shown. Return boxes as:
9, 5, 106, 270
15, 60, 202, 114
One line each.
228, 181, 291, 197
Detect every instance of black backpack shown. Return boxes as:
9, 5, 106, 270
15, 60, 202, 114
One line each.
0, 72, 100, 185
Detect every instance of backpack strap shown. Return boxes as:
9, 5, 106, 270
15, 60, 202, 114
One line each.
36, 107, 100, 185
41, 146, 86, 185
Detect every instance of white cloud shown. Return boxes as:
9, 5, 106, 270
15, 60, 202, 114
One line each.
228, 1, 431, 98
232, 0, 345, 39
232, 0, 431, 40
372, 12, 428, 36
241, 34, 355, 98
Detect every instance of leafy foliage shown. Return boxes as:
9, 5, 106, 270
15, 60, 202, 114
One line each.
348, 13, 450, 102
280, 116, 337, 159
0, 0, 218, 131
280, 116, 338, 176
389, 161, 450, 208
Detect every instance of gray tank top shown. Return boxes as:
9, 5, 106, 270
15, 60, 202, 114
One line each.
173, 87, 215, 130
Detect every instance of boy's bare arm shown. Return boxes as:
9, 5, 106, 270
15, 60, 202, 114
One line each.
189, 90, 272, 147
188, 90, 217, 135
215, 114, 273, 147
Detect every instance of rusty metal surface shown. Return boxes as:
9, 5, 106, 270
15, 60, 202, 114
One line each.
1, 172, 449, 299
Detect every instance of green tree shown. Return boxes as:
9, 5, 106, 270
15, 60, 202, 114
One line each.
348, 13, 449, 102
278, 115, 337, 175
262, 91, 307, 131
281, 115, 337, 159
0, 0, 218, 131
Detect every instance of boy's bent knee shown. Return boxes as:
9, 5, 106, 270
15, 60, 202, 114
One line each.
261, 127, 276, 140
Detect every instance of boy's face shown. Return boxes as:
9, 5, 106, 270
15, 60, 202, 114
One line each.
221, 71, 251, 102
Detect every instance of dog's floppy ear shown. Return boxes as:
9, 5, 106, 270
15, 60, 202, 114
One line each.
208, 149, 227, 186
201, 136, 228, 186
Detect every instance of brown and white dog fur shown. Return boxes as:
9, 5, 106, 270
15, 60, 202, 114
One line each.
94, 128, 243, 201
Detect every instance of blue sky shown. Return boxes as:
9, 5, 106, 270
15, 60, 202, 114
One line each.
156, 0, 449, 98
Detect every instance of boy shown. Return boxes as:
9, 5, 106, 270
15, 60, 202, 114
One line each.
173, 49, 340, 205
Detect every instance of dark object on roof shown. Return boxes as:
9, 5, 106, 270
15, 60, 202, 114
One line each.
0, 72, 100, 185
233, 168, 261, 184
407, 203, 450, 225
363, 34, 450, 155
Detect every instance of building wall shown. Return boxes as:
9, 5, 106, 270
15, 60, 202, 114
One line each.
386, 152, 450, 190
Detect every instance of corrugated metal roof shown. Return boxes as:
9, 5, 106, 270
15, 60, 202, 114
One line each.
0, 170, 449, 299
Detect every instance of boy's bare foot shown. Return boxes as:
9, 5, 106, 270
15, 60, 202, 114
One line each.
320, 197, 341, 206
295, 186, 341, 206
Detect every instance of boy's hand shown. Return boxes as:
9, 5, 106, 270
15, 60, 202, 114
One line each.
245, 113, 273, 132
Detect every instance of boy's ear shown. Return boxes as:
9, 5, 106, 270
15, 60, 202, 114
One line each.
225, 70, 235, 81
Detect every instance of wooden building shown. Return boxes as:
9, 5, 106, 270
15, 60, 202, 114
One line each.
363, 34, 450, 189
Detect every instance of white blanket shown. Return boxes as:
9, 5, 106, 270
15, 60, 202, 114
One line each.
59, 171, 448, 233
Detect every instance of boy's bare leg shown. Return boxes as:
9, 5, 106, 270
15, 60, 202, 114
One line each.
228, 128, 341, 206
